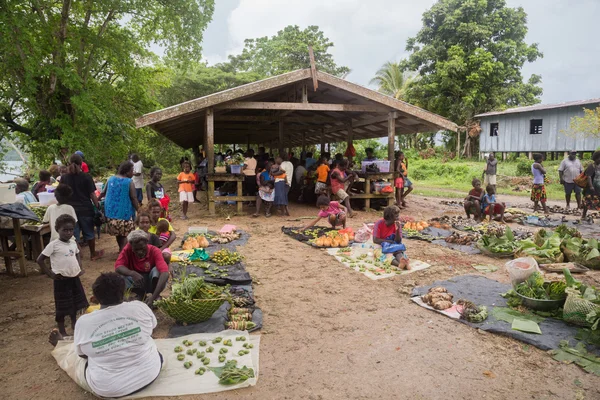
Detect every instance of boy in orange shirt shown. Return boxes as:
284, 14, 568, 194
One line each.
314, 157, 330, 195
177, 162, 195, 220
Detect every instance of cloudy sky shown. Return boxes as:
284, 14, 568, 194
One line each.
200, 0, 599, 104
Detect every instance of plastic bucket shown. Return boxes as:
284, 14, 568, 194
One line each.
38, 191, 57, 206
230, 165, 242, 174
95, 182, 104, 192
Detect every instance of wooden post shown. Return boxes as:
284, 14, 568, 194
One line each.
503, 152, 507, 161
236, 180, 243, 214
205, 108, 215, 215
528, 152, 533, 160
365, 177, 371, 210
320, 128, 325, 155
346, 121, 354, 163
302, 84, 308, 103
279, 120, 284, 157
388, 112, 397, 162
301, 132, 306, 153
13, 219, 26, 276
456, 130, 461, 159
246, 136, 250, 151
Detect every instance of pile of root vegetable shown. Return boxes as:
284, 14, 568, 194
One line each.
444, 232, 480, 245
421, 287, 488, 322
313, 231, 351, 248
213, 231, 242, 244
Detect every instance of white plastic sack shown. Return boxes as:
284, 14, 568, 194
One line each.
354, 223, 374, 243
505, 257, 540, 285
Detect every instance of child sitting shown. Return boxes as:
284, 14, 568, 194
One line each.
372, 205, 410, 270
36, 214, 88, 336
156, 219, 171, 246
303, 195, 348, 229
42, 184, 78, 242
464, 178, 484, 221
482, 184, 506, 222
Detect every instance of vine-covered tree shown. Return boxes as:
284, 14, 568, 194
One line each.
0, 0, 215, 167
226, 25, 350, 77
402, 0, 543, 126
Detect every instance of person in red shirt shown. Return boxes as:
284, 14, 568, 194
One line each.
115, 230, 169, 307
372, 205, 410, 269
464, 178, 484, 221
75, 151, 89, 173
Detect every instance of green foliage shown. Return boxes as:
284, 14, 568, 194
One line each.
225, 25, 350, 77
564, 106, 600, 138
402, 0, 543, 124
515, 158, 533, 176
0, 0, 215, 168
369, 62, 416, 100
158, 64, 262, 107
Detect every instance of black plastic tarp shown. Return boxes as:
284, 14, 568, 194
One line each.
0, 203, 39, 221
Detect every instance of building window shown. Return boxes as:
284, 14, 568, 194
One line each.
530, 119, 543, 135
490, 122, 498, 137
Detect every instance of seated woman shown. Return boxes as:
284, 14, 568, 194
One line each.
114, 230, 169, 307
464, 178, 484, 221
372, 205, 410, 269
49, 272, 162, 399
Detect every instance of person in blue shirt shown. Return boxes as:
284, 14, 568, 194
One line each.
304, 152, 317, 170
481, 184, 505, 222
14, 178, 37, 205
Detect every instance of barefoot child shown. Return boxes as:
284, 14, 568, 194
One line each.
37, 214, 88, 335
177, 161, 195, 219
314, 157, 330, 196
372, 205, 410, 269
303, 195, 347, 229
464, 178, 484, 221
482, 184, 506, 222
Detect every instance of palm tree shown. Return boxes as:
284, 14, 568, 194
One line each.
369, 61, 416, 101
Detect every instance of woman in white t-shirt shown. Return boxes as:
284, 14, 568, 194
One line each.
49, 272, 163, 398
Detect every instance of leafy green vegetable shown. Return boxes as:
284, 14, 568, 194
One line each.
518, 232, 562, 262
550, 341, 600, 376
208, 360, 255, 385
477, 227, 519, 253
514, 272, 566, 300
491, 307, 545, 324
554, 224, 582, 239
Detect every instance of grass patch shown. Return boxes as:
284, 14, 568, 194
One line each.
408, 158, 568, 201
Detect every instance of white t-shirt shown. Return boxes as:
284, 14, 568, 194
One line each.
295, 165, 307, 185
74, 301, 161, 398
133, 160, 144, 189
43, 204, 78, 242
280, 161, 294, 186
41, 238, 81, 277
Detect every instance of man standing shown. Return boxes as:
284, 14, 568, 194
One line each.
131, 154, 144, 205
243, 149, 257, 196
280, 154, 295, 195
483, 153, 498, 191
558, 150, 583, 208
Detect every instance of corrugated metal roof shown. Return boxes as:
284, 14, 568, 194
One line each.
475, 98, 600, 118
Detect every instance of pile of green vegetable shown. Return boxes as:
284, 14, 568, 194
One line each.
477, 226, 519, 254
516, 229, 563, 264
514, 272, 567, 300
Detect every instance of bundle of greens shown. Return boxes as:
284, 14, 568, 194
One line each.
562, 237, 600, 262
517, 232, 563, 263
477, 226, 518, 254
554, 224, 582, 239
209, 360, 255, 385
514, 272, 567, 300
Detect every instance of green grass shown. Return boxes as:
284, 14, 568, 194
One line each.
408, 158, 568, 201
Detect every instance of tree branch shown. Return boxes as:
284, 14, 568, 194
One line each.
83, 9, 115, 84
78, 0, 93, 76
49, 0, 72, 95
32, 0, 48, 25
2, 110, 32, 135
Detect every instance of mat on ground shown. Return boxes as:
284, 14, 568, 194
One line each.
51, 330, 260, 399
411, 275, 599, 354
326, 243, 430, 280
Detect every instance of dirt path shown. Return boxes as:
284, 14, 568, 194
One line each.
0, 194, 598, 400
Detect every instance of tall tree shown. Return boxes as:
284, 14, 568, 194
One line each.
402, 0, 543, 127
370, 62, 416, 100
226, 25, 350, 77
0, 0, 215, 167
565, 106, 600, 138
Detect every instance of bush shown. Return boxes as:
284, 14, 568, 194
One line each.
410, 159, 471, 181
515, 158, 532, 176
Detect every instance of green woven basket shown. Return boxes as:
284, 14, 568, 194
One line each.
156, 297, 227, 324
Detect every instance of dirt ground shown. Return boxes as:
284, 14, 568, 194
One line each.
1, 191, 599, 400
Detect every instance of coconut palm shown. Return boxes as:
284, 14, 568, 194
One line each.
369, 61, 416, 101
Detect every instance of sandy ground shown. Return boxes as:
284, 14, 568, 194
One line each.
1, 190, 599, 400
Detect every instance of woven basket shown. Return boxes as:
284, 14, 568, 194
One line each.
563, 291, 600, 327
156, 297, 227, 324
561, 247, 600, 270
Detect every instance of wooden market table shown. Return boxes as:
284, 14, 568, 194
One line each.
0, 222, 50, 277
206, 173, 256, 215
351, 172, 399, 210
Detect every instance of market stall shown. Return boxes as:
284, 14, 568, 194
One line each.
0, 203, 43, 277
206, 174, 255, 215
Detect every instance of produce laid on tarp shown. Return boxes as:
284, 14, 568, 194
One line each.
211, 249, 244, 266
24, 205, 48, 226
155, 274, 230, 324
563, 269, 600, 329
456, 299, 488, 323
183, 234, 211, 250
445, 232, 480, 246
517, 230, 564, 264
313, 231, 350, 248
477, 226, 519, 257
421, 287, 454, 310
